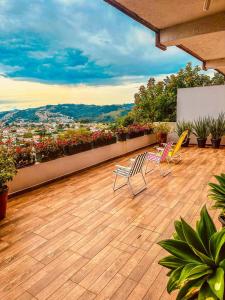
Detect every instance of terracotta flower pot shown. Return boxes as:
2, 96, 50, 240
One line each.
157, 132, 167, 145
0, 186, 8, 220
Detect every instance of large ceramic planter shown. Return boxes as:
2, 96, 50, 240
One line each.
116, 133, 127, 141
182, 138, 190, 147
64, 143, 92, 155
144, 129, 153, 135
127, 131, 144, 139
36, 150, 62, 162
211, 138, 221, 149
0, 186, 8, 220
93, 137, 117, 148
197, 138, 207, 148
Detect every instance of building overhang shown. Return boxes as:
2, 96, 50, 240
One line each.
104, 0, 225, 76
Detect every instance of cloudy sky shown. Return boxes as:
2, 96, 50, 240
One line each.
0, 0, 199, 111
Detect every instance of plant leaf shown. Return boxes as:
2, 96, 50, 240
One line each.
196, 205, 216, 252
198, 282, 219, 300
181, 217, 207, 255
158, 255, 186, 270
177, 278, 203, 300
158, 239, 201, 263
167, 266, 183, 293
174, 220, 186, 241
209, 230, 225, 263
207, 268, 224, 300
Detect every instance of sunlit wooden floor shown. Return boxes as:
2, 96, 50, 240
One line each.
0, 146, 224, 300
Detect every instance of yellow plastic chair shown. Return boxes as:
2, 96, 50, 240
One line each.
157, 130, 189, 163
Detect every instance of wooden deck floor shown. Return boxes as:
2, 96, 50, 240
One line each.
0, 146, 224, 300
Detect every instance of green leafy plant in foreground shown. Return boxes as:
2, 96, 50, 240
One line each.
158, 205, 225, 299
208, 173, 225, 213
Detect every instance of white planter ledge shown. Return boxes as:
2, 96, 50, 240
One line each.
8, 134, 156, 195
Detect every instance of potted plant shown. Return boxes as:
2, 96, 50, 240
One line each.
192, 117, 210, 148
14, 145, 36, 168
127, 124, 145, 139
176, 121, 192, 147
0, 148, 17, 220
209, 114, 225, 149
92, 130, 116, 148
115, 126, 128, 141
158, 205, 225, 299
35, 139, 63, 162
143, 123, 154, 135
208, 173, 225, 227
154, 123, 170, 145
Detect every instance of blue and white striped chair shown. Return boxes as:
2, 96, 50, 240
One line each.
113, 152, 147, 197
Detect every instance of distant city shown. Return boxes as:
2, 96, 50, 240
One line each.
0, 103, 133, 146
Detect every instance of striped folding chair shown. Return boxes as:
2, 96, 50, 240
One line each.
156, 130, 189, 163
145, 142, 173, 176
113, 152, 147, 197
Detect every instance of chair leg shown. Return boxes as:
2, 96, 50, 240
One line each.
127, 174, 147, 198
159, 160, 172, 177
145, 160, 155, 175
113, 174, 128, 192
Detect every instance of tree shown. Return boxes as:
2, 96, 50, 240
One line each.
131, 63, 225, 122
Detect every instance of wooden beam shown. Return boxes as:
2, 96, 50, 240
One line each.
205, 58, 225, 69
160, 12, 225, 46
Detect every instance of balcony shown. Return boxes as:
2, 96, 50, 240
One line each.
0, 145, 222, 300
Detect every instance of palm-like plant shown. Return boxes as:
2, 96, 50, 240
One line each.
208, 114, 225, 148
208, 174, 225, 227
192, 117, 210, 139
158, 206, 225, 300
176, 121, 192, 137
209, 114, 225, 140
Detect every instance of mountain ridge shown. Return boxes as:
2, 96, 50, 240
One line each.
0, 103, 133, 124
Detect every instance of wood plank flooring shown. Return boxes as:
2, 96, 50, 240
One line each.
0, 146, 224, 299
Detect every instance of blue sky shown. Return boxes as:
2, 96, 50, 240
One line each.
0, 0, 199, 84
0, 0, 199, 110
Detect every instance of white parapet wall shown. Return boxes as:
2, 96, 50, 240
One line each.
177, 85, 225, 121
177, 85, 225, 145
8, 134, 156, 195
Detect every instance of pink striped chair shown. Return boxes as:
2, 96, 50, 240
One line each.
145, 142, 173, 176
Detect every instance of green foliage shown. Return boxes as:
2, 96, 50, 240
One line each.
158, 206, 225, 300
192, 117, 210, 139
176, 121, 193, 137
132, 63, 224, 122
154, 122, 171, 134
208, 174, 225, 214
0, 148, 17, 190
115, 111, 136, 127
208, 114, 225, 139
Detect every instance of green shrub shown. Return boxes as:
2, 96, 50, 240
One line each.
158, 205, 225, 300
0, 147, 17, 191
208, 173, 225, 213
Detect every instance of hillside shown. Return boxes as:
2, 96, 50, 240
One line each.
0, 103, 133, 124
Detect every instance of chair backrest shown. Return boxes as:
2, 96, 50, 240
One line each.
160, 142, 173, 162
130, 152, 147, 176
171, 130, 189, 156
